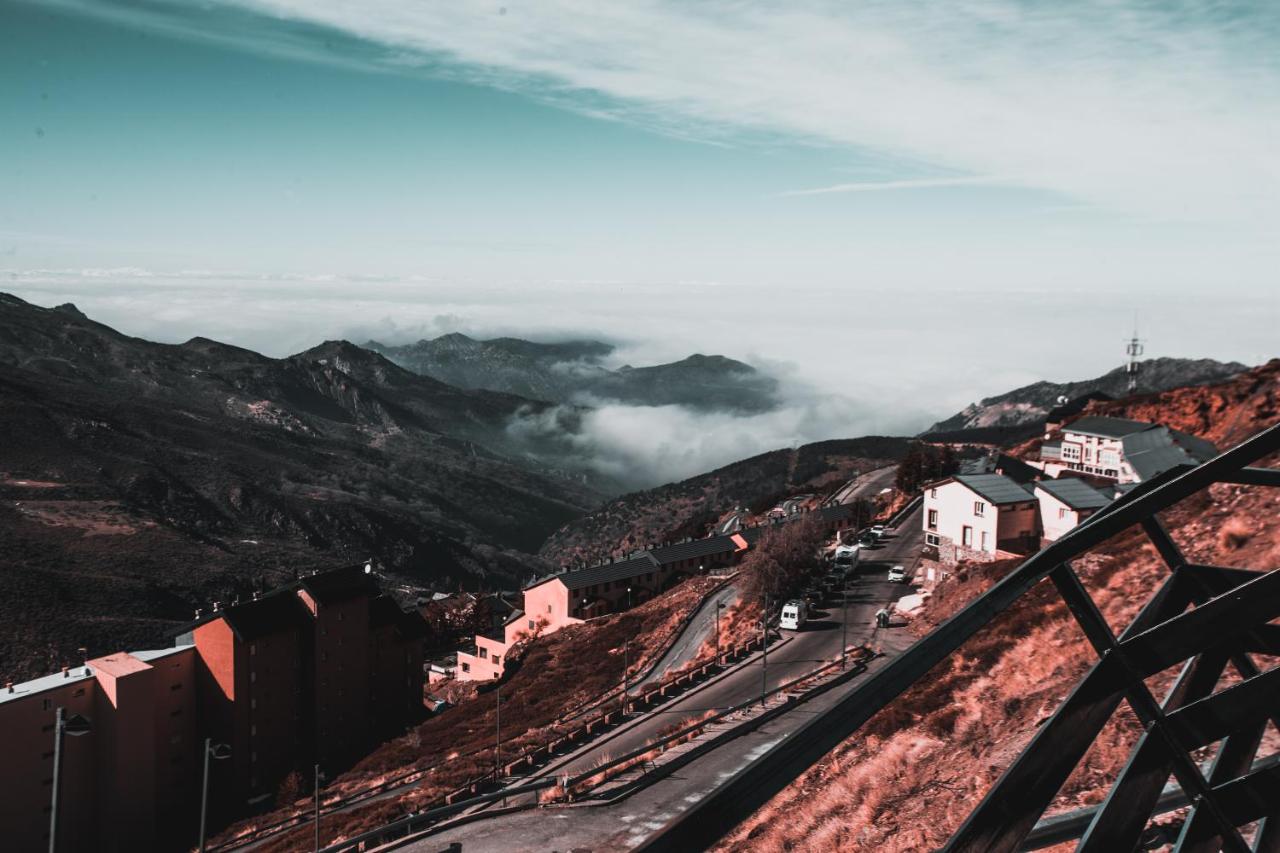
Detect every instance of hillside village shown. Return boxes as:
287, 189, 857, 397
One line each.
1, 332, 1273, 852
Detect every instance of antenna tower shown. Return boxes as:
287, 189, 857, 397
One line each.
1125, 320, 1144, 393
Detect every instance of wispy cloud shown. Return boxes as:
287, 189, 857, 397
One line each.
779, 175, 1017, 197
38, 0, 1280, 225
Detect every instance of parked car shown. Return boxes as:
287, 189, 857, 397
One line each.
870, 524, 887, 538
887, 565, 907, 583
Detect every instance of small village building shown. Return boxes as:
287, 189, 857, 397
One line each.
1034, 477, 1112, 542
1040, 416, 1217, 483
923, 473, 1040, 563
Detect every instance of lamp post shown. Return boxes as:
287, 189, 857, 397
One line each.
760, 594, 769, 709
197, 738, 231, 853
841, 587, 849, 670
313, 765, 326, 853
622, 639, 630, 715
714, 601, 727, 665
48, 707, 91, 853
494, 673, 502, 783
626, 586, 632, 611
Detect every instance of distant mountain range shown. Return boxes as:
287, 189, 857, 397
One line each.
365, 333, 780, 414
0, 293, 606, 678
925, 357, 1248, 435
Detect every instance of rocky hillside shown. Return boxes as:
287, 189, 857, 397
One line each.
927, 357, 1248, 434
367, 333, 780, 413
0, 294, 607, 679
721, 362, 1280, 851
539, 436, 911, 566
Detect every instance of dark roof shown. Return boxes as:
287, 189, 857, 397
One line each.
962, 452, 1040, 485
1121, 427, 1219, 481
953, 474, 1035, 505
818, 503, 855, 522
1062, 416, 1155, 439
650, 535, 739, 565
217, 590, 313, 642
1036, 477, 1111, 510
297, 564, 377, 605
369, 595, 431, 640
532, 552, 661, 593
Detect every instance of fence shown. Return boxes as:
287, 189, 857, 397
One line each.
636, 422, 1280, 852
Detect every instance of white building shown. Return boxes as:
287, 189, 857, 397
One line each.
1034, 477, 1112, 542
1039, 416, 1217, 483
923, 474, 1041, 563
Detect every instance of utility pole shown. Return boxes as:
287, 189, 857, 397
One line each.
622, 639, 630, 715
49, 707, 91, 853
494, 676, 502, 782
714, 601, 725, 665
198, 739, 231, 853
841, 587, 849, 670
313, 764, 321, 853
760, 594, 769, 709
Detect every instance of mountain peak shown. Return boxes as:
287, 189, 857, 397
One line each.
54, 302, 87, 319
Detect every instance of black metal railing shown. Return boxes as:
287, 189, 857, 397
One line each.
637, 422, 1280, 852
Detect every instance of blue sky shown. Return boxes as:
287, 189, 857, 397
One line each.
2, 1, 1277, 446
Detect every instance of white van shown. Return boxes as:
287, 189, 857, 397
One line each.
833, 544, 860, 567
780, 599, 807, 631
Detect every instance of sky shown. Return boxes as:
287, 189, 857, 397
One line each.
2, 1, 1278, 475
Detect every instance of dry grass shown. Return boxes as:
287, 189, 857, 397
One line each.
717, 475, 1280, 851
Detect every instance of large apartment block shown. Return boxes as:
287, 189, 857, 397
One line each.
1038, 415, 1217, 482
0, 564, 428, 852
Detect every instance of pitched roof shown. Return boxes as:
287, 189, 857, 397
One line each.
532, 551, 662, 593
1036, 477, 1112, 511
1062, 416, 1156, 439
952, 473, 1035, 505
218, 590, 313, 642
650, 535, 740, 565
1121, 426, 1218, 481
297, 564, 377, 605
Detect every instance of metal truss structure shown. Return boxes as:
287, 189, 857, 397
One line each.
639, 422, 1280, 853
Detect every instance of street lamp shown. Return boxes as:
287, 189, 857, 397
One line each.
313, 765, 327, 853
714, 601, 727, 665
841, 587, 849, 670
626, 586, 632, 611
760, 594, 769, 709
197, 738, 231, 853
493, 673, 502, 783
48, 707, 92, 853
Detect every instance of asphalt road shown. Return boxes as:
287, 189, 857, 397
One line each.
411, 505, 924, 852
634, 583, 739, 691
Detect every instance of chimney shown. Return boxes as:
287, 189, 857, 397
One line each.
252, 590, 260, 600
195, 608, 203, 619
62, 666, 69, 678
212, 601, 221, 612
6, 682, 13, 693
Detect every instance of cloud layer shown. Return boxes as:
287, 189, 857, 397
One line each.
48, 0, 1280, 225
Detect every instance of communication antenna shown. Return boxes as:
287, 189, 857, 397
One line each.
1125, 316, 1144, 393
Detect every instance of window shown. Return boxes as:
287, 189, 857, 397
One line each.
528, 619, 535, 630
925, 533, 940, 546
973, 501, 985, 517
962, 526, 973, 548
73, 688, 85, 698
546, 604, 552, 613
980, 531, 989, 550
169, 682, 183, 691
250, 644, 257, 656
478, 647, 488, 660
930, 488, 937, 499
1059, 507, 1069, 519
42, 698, 52, 711
493, 655, 501, 665
927, 509, 938, 530
1062, 444, 1081, 462
461, 662, 471, 673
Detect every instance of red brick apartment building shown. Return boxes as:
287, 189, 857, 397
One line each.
0, 564, 427, 852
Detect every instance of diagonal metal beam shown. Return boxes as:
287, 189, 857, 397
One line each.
1046, 563, 1252, 853
1163, 667, 1280, 752
1173, 718, 1268, 853
1075, 647, 1230, 853
1114, 569, 1280, 681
